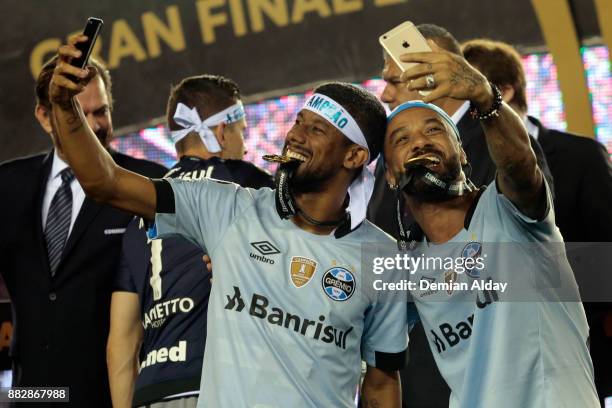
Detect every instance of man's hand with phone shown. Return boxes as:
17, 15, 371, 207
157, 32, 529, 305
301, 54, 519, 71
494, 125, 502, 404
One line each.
49, 35, 97, 110
399, 40, 492, 108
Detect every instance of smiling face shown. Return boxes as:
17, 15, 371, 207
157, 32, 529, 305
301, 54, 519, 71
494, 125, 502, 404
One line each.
282, 109, 355, 193
384, 107, 467, 197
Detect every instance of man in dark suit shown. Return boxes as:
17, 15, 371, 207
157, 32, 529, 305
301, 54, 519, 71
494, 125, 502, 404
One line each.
368, 24, 553, 407
462, 38, 612, 403
0, 56, 166, 407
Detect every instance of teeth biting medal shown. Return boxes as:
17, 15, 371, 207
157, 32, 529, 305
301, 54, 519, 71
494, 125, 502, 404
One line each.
404, 155, 440, 167
263, 150, 307, 164
262, 154, 302, 164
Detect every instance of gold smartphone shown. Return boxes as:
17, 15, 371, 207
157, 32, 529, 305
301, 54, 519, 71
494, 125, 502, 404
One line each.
379, 21, 432, 95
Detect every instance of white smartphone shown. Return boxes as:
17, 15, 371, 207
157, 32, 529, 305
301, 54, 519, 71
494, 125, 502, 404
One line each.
379, 21, 432, 95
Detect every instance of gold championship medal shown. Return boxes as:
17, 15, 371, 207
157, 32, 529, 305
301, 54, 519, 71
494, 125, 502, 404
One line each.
403, 155, 440, 168
263, 154, 296, 164
263, 153, 306, 164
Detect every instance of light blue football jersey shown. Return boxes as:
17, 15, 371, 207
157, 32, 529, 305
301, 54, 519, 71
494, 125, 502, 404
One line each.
408, 181, 599, 408
150, 178, 409, 408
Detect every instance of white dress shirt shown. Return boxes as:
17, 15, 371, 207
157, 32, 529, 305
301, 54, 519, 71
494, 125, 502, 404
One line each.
450, 101, 471, 125
524, 116, 540, 139
41, 152, 86, 236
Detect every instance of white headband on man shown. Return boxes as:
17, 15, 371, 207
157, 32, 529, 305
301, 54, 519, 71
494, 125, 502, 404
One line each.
302, 93, 373, 230
170, 102, 246, 153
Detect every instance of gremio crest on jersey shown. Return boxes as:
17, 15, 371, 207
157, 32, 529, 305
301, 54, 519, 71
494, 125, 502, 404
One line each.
322, 267, 355, 301
290, 256, 317, 288
462, 241, 483, 278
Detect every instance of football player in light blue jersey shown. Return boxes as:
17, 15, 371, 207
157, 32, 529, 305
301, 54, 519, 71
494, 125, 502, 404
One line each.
381, 42, 599, 407
49, 35, 409, 408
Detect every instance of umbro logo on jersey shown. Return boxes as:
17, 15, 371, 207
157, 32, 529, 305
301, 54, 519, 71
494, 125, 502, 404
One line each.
250, 241, 281, 265
251, 241, 281, 255
419, 276, 438, 298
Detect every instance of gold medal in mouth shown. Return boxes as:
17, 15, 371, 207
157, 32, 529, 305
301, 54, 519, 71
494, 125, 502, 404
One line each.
263, 150, 307, 164
404, 155, 441, 168
263, 154, 296, 164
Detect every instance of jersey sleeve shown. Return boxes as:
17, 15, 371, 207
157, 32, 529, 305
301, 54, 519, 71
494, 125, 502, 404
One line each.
114, 219, 140, 293
361, 293, 409, 371
489, 176, 557, 241
148, 178, 254, 252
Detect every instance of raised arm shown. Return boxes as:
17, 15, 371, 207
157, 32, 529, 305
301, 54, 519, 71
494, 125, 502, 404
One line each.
49, 35, 156, 219
400, 41, 545, 219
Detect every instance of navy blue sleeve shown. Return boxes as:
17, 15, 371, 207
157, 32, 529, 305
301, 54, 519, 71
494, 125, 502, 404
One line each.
113, 218, 140, 293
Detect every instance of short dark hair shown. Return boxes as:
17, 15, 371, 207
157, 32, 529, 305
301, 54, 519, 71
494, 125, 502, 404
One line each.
313, 82, 387, 163
416, 23, 462, 56
35, 55, 113, 110
166, 75, 241, 131
462, 39, 528, 112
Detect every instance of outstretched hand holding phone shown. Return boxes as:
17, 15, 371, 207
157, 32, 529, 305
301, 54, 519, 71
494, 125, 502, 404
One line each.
49, 34, 98, 108
51, 17, 103, 106
49, 32, 158, 221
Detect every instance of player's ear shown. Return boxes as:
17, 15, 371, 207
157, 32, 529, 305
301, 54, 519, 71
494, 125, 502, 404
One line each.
385, 163, 397, 188
214, 123, 227, 148
35, 104, 53, 134
343, 145, 368, 171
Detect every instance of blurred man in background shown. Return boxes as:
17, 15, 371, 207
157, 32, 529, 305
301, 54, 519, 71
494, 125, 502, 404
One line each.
462, 38, 612, 403
107, 74, 273, 408
0, 56, 166, 407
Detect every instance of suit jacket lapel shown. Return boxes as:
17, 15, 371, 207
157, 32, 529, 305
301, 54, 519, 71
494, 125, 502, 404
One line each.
456, 111, 481, 149
55, 152, 110, 275
36, 152, 54, 276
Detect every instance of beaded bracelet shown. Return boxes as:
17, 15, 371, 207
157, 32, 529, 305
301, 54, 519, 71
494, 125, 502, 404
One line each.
469, 82, 503, 121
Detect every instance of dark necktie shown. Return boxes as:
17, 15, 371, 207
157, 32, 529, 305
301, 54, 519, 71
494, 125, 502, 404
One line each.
45, 168, 75, 276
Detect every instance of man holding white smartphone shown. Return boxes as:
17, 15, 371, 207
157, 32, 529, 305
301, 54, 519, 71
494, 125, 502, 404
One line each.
369, 24, 498, 407
368, 23, 555, 408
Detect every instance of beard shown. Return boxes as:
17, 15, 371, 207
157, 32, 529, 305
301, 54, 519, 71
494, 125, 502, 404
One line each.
401, 153, 463, 202
291, 165, 335, 193
95, 128, 112, 148
276, 142, 336, 194
273, 161, 335, 194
